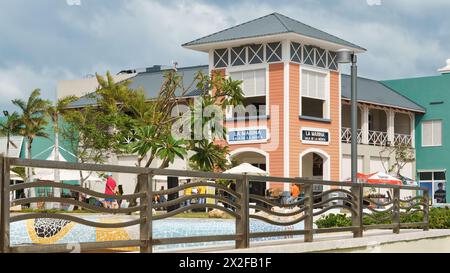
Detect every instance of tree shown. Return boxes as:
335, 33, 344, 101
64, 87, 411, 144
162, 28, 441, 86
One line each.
12, 89, 52, 182
46, 96, 78, 203
61, 106, 111, 185
0, 111, 21, 156
379, 143, 415, 177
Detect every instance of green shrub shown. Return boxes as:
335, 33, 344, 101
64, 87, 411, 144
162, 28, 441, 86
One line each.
315, 213, 352, 228
315, 207, 450, 229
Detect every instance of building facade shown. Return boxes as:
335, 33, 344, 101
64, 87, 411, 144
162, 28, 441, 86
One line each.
383, 60, 450, 206
50, 13, 424, 196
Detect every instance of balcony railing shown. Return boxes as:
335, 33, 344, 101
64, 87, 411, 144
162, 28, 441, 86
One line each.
395, 133, 413, 146
341, 127, 362, 144
368, 130, 388, 146
342, 128, 412, 147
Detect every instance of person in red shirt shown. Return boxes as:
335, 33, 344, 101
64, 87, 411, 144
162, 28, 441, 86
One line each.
104, 172, 118, 208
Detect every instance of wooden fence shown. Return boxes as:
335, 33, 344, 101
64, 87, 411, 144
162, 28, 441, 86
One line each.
0, 154, 429, 253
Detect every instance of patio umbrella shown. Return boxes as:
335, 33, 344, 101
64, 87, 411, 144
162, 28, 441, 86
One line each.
365, 172, 403, 186
224, 163, 267, 176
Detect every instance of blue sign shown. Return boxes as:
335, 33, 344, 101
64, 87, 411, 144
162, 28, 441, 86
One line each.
228, 128, 267, 143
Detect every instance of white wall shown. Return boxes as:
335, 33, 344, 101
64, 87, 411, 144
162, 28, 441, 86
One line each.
341, 155, 364, 180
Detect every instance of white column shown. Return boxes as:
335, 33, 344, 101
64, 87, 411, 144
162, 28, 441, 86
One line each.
361, 105, 369, 144
282, 39, 290, 191
409, 113, 415, 148
387, 109, 395, 146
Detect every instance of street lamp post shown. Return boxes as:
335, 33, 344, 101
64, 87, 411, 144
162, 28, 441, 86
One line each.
336, 50, 358, 184
3, 111, 10, 157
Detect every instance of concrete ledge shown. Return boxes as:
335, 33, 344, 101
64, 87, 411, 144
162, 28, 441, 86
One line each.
206, 229, 450, 253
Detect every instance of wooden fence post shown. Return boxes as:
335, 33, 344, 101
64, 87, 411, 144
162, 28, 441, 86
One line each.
139, 173, 153, 253
304, 183, 314, 242
1, 156, 10, 253
393, 187, 400, 234
235, 175, 249, 249
423, 188, 430, 231
351, 184, 363, 238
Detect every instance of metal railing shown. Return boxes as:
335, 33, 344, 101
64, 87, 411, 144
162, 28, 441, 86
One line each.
0, 155, 429, 253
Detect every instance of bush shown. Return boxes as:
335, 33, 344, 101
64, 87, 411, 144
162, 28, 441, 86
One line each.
315, 213, 352, 228
315, 207, 450, 229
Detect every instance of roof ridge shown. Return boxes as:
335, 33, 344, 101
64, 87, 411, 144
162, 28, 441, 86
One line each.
182, 13, 282, 47
272, 12, 291, 32
275, 13, 365, 50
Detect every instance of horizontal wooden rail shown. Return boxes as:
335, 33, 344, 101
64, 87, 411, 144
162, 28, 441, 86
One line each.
152, 234, 240, 245
10, 240, 142, 253
250, 230, 307, 238
154, 181, 241, 198
10, 213, 144, 228
153, 194, 241, 209
364, 224, 397, 230
249, 204, 307, 217
153, 204, 240, 220
249, 214, 308, 227
249, 194, 308, 208
10, 181, 145, 201
313, 197, 357, 208
11, 197, 144, 214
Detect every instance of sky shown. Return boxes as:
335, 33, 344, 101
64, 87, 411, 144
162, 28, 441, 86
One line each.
0, 0, 449, 112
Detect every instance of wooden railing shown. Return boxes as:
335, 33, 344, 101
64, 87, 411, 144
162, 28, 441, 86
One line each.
0, 155, 429, 253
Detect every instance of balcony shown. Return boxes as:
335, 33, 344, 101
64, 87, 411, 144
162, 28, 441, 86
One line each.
341, 104, 415, 147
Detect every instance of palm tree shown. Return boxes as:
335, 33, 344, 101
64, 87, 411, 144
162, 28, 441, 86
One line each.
46, 96, 78, 202
12, 89, 51, 185
0, 112, 21, 156
189, 139, 229, 172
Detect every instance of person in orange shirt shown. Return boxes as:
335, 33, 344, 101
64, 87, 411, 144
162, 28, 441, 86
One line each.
288, 184, 300, 204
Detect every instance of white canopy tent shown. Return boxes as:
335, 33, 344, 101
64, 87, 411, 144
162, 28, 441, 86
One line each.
33, 147, 101, 182
224, 163, 267, 176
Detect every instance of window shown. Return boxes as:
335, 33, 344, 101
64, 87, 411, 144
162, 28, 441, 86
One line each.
229, 69, 267, 118
422, 120, 442, 147
214, 48, 229, 68
419, 171, 447, 205
229, 69, 266, 97
300, 69, 329, 119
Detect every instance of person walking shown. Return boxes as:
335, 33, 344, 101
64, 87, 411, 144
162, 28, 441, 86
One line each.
104, 172, 119, 209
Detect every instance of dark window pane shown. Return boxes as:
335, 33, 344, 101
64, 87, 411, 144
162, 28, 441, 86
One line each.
214, 48, 228, 68
290, 42, 302, 63
303, 45, 315, 65
248, 44, 263, 64
315, 48, 326, 68
231, 46, 245, 66
302, 97, 324, 118
419, 172, 433, 181
434, 172, 446, 181
266, 42, 282, 63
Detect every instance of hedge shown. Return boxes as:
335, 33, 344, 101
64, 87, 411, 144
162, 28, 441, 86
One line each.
315, 207, 450, 229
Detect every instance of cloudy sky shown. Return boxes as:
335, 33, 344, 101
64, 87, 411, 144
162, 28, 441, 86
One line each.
0, 0, 449, 112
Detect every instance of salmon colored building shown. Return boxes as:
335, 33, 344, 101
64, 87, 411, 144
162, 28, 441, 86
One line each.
183, 13, 366, 194
59, 13, 425, 197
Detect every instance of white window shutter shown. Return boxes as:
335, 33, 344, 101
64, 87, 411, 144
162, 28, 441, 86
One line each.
433, 121, 442, 146
422, 121, 432, 146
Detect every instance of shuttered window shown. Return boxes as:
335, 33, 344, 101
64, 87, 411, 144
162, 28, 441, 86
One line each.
422, 120, 442, 147
229, 69, 266, 97
301, 69, 327, 100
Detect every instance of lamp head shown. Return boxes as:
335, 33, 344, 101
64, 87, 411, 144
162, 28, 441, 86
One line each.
336, 49, 354, 64
3, 110, 9, 117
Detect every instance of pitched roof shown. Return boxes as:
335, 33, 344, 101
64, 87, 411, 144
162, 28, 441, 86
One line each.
68, 65, 209, 108
70, 67, 425, 113
183, 13, 365, 51
341, 74, 425, 113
